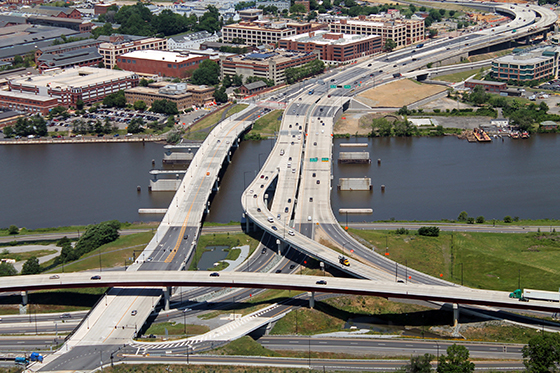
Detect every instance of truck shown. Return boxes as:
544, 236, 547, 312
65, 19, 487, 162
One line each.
509, 288, 560, 302
393, 73, 402, 78
30, 352, 43, 363
15, 357, 28, 365
338, 255, 350, 266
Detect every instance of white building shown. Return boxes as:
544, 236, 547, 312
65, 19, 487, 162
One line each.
168, 31, 220, 51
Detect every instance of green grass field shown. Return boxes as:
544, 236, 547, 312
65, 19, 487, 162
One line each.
247, 110, 283, 137
185, 104, 248, 141
433, 69, 483, 83
144, 322, 209, 337
189, 232, 260, 271
0, 248, 57, 262
350, 229, 560, 292
45, 232, 154, 273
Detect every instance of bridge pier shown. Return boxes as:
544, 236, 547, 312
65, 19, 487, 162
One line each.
205, 201, 210, 214
227, 151, 231, 163
20, 291, 28, 315
453, 303, 459, 326
163, 287, 172, 311
213, 178, 219, 192
309, 291, 315, 309
244, 214, 250, 232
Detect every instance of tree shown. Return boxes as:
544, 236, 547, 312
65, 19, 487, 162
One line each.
290, 3, 306, 13
476, 216, 485, 224
191, 59, 220, 86
103, 90, 127, 108
139, 78, 149, 87
399, 353, 434, 373
133, 100, 147, 111
151, 99, 179, 115
371, 118, 392, 137
73, 220, 121, 258
127, 118, 145, 134
8, 225, 19, 235
384, 38, 397, 52
13, 55, 23, 65
523, 334, 560, 373
449, 10, 456, 17
76, 99, 84, 110
437, 344, 474, 373
457, 211, 468, 222
0, 262, 17, 277
438, 8, 446, 15
418, 226, 440, 237
3, 126, 13, 138
504, 216, 513, 223
196, 5, 222, 34
232, 74, 243, 87
213, 87, 228, 103
98, 61, 105, 69
307, 11, 318, 21
21, 256, 41, 275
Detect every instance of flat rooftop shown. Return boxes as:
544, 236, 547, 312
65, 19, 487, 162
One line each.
280, 31, 380, 45
226, 51, 314, 64
0, 90, 57, 101
120, 50, 200, 62
10, 67, 136, 90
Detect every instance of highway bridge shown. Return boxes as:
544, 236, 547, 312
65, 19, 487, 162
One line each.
32, 2, 558, 370
8, 272, 560, 314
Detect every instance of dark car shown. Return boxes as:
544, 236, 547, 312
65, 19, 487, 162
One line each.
210, 272, 220, 277
271, 226, 278, 231
91, 275, 101, 280
316, 180, 320, 184
184, 233, 188, 240
316, 280, 327, 285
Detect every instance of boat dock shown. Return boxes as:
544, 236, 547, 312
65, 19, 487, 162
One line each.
339, 208, 373, 214
340, 143, 368, 148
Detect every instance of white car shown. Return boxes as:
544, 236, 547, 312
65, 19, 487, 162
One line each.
288, 230, 295, 236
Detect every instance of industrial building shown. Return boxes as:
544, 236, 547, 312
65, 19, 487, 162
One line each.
37, 46, 102, 73
168, 31, 220, 51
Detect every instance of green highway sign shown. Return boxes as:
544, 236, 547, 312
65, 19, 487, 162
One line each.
321, 157, 329, 162
330, 85, 337, 88
310, 157, 318, 162
344, 85, 351, 89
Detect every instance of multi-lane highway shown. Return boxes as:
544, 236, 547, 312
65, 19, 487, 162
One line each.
17, 2, 558, 370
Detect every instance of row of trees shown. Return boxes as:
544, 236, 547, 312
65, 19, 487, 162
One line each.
54, 221, 121, 266
2, 116, 47, 138
371, 117, 418, 137
285, 59, 325, 84
95, 4, 221, 38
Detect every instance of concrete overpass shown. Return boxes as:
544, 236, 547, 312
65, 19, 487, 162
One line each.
8, 272, 560, 314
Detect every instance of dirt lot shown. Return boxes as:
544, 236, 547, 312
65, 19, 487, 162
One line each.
334, 112, 392, 135
356, 80, 447, 108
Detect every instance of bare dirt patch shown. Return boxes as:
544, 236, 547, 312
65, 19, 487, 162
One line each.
357, 80, 446, 108
333, 112, 380, 135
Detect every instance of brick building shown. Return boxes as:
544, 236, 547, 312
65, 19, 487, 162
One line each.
279, 31, 382, 64
239, 80, 267, 96
34, 38, 101, 63
328, 15, 424, 48
37, 47, 102, 73
125, 82, 215, 110
295, 0, 310, 12
0, 91, 59, 115
116, 50, 208, 78
23, 6, 82, 19
94, 3, 117, 15
464, 79, 506, 93
98, 35, 168, 68
220, 51, 317, 85
4, 0, 43, 6
6, 67, 138, 110
0, 110, 26, 128
26, 16, 93, 33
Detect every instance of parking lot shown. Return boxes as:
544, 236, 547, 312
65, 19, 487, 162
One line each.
48, 108, 168, 135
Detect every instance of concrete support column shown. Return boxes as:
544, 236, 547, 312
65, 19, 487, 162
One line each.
205, 201, 210, 214
309, 292, 315, 309
214, 178, 219, 192
21, 291, 28, 306
453, 303, 459, 326
227, 151, 231, 163
245, 214, 250, 232
164, 287, 172, 311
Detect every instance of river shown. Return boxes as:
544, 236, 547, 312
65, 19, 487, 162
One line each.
1, 134, 559, 229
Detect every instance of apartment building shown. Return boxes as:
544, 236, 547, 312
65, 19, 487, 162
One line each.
125, 82, 215, 110
328, 15, 424, 47
98, 35, 167, 68
222, 21, 297, 46
279, 31, 382, 64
